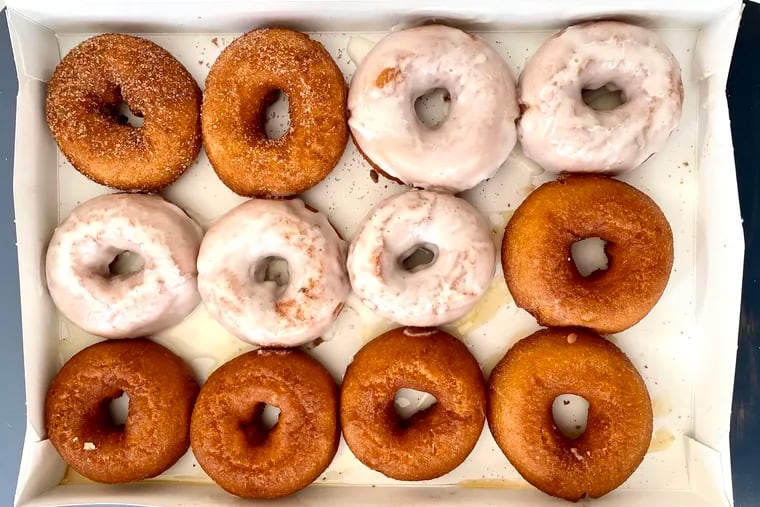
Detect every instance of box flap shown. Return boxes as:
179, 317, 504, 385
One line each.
7, 10, 57, 81
686, 437, 732, 507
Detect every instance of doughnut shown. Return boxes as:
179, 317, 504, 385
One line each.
191, 349, 339, 498
502, 175, 673, 334
197, 198, 349, 347
347, 189, 495, 326
518, 21, 683, 174
46, 34, 202, 191
45, 193, 203, 338
487, 328, 652, 500
348, 25, 519, 191
202, 28, 348, 197
341, 327, 486, 480
45, 339, 199, 483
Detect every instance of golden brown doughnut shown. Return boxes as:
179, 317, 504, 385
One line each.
190, 349, 339, 498
202, 28, 348, 197
46, 34, 202, 191
502, 175, 673, 334
45, 339, 199, 483
340, 327, 486, 480
488, 327, 652, 500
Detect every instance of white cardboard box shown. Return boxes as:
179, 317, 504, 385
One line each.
5, 1, 746, 506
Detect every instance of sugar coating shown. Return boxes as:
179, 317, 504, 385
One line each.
202, 28, 348, 197
46, 34, 202, 191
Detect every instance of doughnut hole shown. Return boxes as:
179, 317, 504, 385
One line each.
116, 102, 144, 127
581, 84, 625, 112
570, 237, 609, 277
240, 402, 281, 446
104, 86, 144, 127
106, 391, 130, 428
263, 90, 291, 140
398, 243, 438, 273
551, 394, 589, 440
108, 251, 145, 277
252, 256, 290, 295
393, 388, 438, 428
414, 88, 451, 129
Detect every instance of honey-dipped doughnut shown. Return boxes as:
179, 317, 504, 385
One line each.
45, 339, 198, 483
340, 327, 486, 480
190, 349, 339, 498
487, 328, 653, 500
502, 175, 674, 334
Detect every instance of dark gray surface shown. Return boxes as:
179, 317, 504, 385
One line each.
728, 1, 760, 506
0, 7, 26, 507
1, 5, 759, 507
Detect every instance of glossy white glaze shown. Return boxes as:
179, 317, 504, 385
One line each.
197, 198, 350, 347
45, 193, 202, 338
518, 21, 683, 174
348, 25, 519, 191
347, 189, 496, 326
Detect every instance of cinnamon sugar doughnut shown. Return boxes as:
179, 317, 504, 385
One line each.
487, 328, 653, 500
340, 327, 486, 480
191, 349, 339, 498
502, 175, 673, 333
45, 339, 198, 483
202, 28, 348, 197
46, 34, 202, 191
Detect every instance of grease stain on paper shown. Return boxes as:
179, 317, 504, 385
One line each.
648, 427, 676, 453
449, 277, 512, 336
651, 396, 672, 418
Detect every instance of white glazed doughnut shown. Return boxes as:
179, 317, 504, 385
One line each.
197, 198, 350, 347
347, 190, 495, 326
45, 193, 202, 338
518, 21, 683, 174
348, 25, 519, 192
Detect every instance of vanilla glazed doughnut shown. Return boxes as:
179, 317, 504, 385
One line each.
197, 199, 349, 347
347, 190, 495, 326
45, 194, 202, 338
348, 25, 519, 192
518, 21, 683, 174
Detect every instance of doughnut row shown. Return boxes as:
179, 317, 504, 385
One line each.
46, 324, 651, 500
46, 22, 681, 195
46, 193, 349, 347
42, 20, 683, 502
